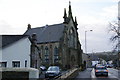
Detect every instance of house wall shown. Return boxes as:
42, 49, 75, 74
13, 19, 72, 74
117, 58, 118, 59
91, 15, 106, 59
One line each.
0, 49, 2, 62
30, 44, 41, 69
67, 19, 78, 49
0, 68, 39, 79
62, 19, 81, 69
38, 42, 60, 67
1, 37, 31, 68
0, 36, 2, 62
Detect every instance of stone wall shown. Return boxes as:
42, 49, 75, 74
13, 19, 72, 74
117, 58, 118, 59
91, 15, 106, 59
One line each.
38, 42, 60, 67
56, 68, 79, 80
0, 68, 39, 79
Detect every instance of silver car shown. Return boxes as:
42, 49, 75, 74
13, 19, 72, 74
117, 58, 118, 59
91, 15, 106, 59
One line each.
95, 65, 108, 77
45, 66, 61, 78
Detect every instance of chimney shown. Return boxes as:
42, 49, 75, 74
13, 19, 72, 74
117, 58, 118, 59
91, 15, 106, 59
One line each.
32, 33, 37, 43
27, 24, 31, 30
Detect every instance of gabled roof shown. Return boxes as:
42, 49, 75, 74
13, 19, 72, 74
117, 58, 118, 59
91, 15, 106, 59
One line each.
24, 23, 65, 43
0, 35, 28, 48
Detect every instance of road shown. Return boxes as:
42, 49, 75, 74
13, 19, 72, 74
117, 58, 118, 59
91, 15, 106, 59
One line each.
75, 68, 120, 80
75, 68, 92, 80
39, 68, 119, 80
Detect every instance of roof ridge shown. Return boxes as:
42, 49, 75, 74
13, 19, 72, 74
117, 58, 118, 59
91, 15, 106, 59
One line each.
1, 35, 28, 36
30, 23, 63, 29
24, 23, 65, 43
1, 35, 29, 48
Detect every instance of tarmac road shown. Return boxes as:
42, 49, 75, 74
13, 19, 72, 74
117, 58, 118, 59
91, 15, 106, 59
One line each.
75, 68, 119, 80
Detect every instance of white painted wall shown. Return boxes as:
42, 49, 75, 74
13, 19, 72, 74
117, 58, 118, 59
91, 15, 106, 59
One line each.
0, 36, 2, 62
0, 68, 39, 78
0, 48, 2, 62
0, 37, 31, 68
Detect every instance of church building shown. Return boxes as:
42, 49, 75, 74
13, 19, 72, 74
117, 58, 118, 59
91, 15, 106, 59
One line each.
24, 2, 83, 70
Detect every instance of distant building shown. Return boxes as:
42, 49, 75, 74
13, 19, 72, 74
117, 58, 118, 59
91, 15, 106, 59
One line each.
0, 35, 31, 68
100, 58, 107, 65
82, 53, 92, 68
24, 3, 82, 69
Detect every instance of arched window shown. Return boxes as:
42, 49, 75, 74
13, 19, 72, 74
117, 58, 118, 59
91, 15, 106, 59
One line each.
69, 27, 76, 48
54, 47, 59, 63
45, 46, 49, 62
40, 46, 43, 61
54, 47, 58, 55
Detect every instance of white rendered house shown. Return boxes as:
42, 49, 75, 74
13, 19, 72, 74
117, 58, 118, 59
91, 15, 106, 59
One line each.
0, 35, 31, 68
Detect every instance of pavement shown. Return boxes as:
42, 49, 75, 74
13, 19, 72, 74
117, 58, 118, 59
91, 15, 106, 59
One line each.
75, 68, 92, 80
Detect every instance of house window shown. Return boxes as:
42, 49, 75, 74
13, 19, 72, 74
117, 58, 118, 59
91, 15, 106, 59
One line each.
45, 46, 49, 62
69, 28, 76, 48
40, 46, 43, 61
12, 61, 20, 67
0, 62, 7, 67
54, 47, 59, 63
25, 60, 27, 67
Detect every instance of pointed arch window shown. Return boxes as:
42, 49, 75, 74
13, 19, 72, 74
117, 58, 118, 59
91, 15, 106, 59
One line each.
69, 27, 76, 48
54, 47, 59, 63
45, 46, 49, 62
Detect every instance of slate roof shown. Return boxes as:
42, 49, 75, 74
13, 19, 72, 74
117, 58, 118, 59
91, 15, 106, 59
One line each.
0, 35, 28, 48
24, 23, 65, 43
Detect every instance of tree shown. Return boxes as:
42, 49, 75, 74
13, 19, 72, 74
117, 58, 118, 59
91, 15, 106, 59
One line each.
109, 19, 120, 68
109, 20, 120, 51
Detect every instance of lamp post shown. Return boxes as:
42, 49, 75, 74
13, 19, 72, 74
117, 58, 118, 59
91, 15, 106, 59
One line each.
85, 30, 93, 54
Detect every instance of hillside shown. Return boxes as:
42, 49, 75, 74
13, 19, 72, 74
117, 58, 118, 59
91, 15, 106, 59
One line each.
88, 51, 118, 61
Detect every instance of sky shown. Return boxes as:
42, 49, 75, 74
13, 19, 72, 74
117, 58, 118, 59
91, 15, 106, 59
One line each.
0, 0, 119, 53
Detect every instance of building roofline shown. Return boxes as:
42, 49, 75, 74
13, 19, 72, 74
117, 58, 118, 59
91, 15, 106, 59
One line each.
0, 35, 29, 49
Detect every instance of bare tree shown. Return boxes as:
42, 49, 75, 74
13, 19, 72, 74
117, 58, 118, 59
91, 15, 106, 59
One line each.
108, 20, 120, 68
109, 20, 120, 51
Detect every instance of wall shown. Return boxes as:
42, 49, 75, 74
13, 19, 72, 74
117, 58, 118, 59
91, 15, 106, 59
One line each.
1, 37, 31, 68
60, 18, 80, 69
38, 42, 59, 67
0, 36, 2, 62
0, 68, 39, 79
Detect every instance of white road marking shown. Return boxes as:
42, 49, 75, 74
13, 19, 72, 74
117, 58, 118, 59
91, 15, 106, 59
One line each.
91, 68, 119, 80
91, 68, 96, 80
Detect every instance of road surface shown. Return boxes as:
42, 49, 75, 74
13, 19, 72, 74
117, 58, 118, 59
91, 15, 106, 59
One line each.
75, 68, 92, 80
75, 68, 119, 80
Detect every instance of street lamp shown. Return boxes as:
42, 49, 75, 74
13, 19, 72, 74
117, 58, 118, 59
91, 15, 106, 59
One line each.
85, 30, 93, 54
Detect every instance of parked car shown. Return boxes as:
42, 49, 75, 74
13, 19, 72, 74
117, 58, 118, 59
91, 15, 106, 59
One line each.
106, 64, 113, 68
40, 66, 46, 71
95, 65, 108, 77
45, 66, 61, 78
94, 64, 101, 68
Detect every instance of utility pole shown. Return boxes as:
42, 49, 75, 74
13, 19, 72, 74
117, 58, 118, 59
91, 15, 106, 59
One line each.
85, 30, 93, 54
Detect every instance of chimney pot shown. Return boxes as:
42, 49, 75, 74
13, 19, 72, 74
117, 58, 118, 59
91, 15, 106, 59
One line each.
32, 33, 37, 41
27, 24, 31, 30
